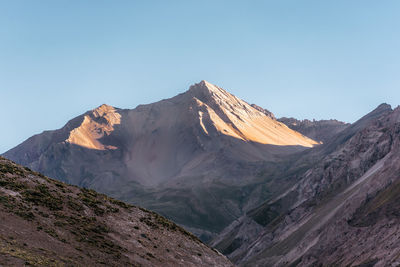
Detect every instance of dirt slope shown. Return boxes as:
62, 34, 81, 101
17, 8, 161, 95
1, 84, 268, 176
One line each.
0, 157, 232, 266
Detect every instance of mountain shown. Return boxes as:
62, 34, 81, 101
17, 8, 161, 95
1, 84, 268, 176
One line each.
0, 156, 232, 266
5, 79, 398, 266
278, 117, 349, 144
3, 80, 319, 241
212, 103, 400, 266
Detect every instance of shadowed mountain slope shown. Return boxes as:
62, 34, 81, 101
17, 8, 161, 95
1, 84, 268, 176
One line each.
212, 104, 400, 266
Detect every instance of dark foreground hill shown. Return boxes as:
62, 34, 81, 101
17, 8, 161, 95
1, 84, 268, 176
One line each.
0, 157, 232, 266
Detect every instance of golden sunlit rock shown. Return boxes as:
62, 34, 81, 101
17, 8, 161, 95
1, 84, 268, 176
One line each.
190, 80, 318, 147
66, 104, 121, 150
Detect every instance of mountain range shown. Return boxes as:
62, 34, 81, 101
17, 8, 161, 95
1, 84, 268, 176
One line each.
3, 81, 400, 266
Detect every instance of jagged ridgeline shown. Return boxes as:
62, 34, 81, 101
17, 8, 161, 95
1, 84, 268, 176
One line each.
0, 157, 232, 266
212, 104, 400, 266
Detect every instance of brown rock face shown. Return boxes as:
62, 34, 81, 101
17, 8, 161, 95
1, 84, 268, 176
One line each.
212, 104, 400, 266
3, 81, 319, 241
0, 157, 233, 266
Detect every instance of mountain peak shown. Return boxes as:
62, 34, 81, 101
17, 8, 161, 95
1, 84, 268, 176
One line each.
188, 80, 227, 97
199, 79, 211, 86
97, 103, 113, 108
92, 104, 116, 115
354, 103, 392, 126
184, 81, 318, 147
187, 80, 245, 111
374, 103, 392, 112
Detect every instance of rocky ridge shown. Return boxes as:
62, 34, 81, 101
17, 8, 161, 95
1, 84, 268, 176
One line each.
212, 104, 400, 266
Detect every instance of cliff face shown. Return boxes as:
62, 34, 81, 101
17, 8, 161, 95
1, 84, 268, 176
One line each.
3, 81, 318, 241
213, 104, 400, 266
0, 156, 233, 266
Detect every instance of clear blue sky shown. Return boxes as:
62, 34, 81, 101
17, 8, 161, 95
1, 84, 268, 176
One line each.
1, 1, 400, 153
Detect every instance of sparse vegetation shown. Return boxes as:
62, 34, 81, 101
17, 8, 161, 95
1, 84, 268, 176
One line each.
14, 210, 35, 221
67, 198, 84, 212
0, 157, 232, 266
22, 184, 64, 211
0, 236, 65, 266
138, 207, 201, 243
